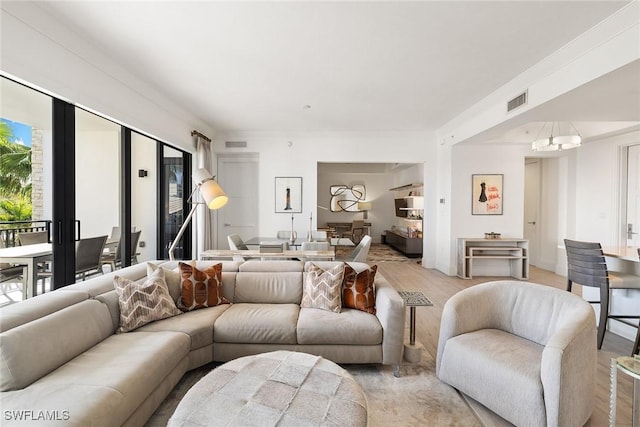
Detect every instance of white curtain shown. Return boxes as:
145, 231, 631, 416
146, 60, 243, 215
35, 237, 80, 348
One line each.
195, 133, 213, 257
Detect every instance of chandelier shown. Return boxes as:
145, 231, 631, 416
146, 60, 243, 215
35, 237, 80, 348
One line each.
531, 122, 582, 152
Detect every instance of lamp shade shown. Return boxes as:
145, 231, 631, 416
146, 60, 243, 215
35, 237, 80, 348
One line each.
193, 168, 228, 209
357, 201, 372, 211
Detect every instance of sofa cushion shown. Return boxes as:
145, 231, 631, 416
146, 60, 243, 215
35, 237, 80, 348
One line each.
147, 261, 192, 303
137, 304, 230, 350
234, 272, 302, 304
0, 290, 89, 333
214, 304, 299, 344
343, 264, 377, 314
0, 299, 113, 391
1, 331, 189, 427
297, 307, 382, 345
438, 328, 545, 427
114, 268, 182, 333
301, 263, 345, 313
177, 262, 230, 311
239, 260, 303, 272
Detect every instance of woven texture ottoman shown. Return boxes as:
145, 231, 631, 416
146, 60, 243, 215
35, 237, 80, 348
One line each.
168, 350, 368, 426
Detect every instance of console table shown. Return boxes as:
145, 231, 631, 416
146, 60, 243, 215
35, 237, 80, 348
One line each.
457, 238, 529, 279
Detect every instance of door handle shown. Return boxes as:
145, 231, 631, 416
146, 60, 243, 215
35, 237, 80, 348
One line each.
224, 223, 231, 227
527, 221, 536, 225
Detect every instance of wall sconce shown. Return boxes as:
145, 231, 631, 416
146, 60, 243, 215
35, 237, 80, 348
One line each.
138, 169, 148, 178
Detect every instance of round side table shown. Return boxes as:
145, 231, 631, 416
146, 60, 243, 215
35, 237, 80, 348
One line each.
610, 355, 640, 427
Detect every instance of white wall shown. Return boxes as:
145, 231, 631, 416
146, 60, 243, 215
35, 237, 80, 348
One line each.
75, 130, 120, 239
131, 133, 157, 262
317, 170, 396, 244
213, 131, 437, 263
445, 143, 529, 275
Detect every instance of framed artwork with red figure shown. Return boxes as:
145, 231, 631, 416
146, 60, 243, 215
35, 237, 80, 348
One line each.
472, 174, 503, 215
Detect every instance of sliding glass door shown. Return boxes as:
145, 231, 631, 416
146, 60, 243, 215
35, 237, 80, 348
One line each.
75, 108, 121, 275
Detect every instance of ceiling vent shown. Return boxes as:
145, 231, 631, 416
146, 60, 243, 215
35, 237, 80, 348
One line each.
507, 90, 528, 112
225, 141, 247, 148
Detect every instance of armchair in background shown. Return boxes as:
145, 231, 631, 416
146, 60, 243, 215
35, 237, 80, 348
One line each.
437, 280, 596, 427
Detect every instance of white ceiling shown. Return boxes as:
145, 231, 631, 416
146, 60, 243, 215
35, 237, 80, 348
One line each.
34, 0, 634, 137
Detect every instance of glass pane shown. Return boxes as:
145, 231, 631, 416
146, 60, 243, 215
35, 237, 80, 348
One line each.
131, 131, 157, 263
162, 146, 185, 259
0, 76, 53, 300
75, 108, 120, 277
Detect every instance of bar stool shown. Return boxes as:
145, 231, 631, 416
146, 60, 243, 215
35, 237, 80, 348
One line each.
565, 239, 640, 355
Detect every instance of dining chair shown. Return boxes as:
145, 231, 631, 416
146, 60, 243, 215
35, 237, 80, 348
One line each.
17, 231, 51, 293
300, 241, 332, 262
227, 234, 248, 262
17, 231, 48, 246
311, 231, 328, 242
276, 230, 297, 240
564, 239, 640, 355
100, 231, 141, 271
76, 235, 108, 280
338, 235, 372, 263
227, 234, 249, 250
0, 263, 27, 302
342, 220, 366, 244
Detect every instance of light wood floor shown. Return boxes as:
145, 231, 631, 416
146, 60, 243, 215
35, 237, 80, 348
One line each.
377, 261, 636, 427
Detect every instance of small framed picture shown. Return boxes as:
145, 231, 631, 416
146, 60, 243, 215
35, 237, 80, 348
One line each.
275, 177, 302, 213
472, 174, 503, 215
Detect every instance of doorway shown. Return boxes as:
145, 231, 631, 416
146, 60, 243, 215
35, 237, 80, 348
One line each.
216, 153, 259, 249
524, 159, 540, 267
624, 144, 640, 246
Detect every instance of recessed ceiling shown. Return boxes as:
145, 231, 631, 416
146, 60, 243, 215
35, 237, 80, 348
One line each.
33, 1, 630, 134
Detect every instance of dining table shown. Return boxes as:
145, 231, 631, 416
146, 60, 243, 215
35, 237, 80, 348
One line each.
244, 237, 354, 248
200, 249, 336, 261
0, 243, 52, 299
603, 246, 640, 275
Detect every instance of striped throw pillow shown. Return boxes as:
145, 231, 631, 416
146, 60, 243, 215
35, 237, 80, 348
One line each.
301, 263, 345, 313
114, 267, 181, 333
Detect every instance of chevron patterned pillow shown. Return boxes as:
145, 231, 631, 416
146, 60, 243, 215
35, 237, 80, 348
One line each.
301, 263, 345, 313
343, 264, 377, 314
177, 262, 230, 311
114, 267, 182, 333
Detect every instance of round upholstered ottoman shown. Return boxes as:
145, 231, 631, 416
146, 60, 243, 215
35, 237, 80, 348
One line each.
168, 350, 368, 426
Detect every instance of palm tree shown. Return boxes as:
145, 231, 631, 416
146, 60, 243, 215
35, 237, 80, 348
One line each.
0, 120, 32, 198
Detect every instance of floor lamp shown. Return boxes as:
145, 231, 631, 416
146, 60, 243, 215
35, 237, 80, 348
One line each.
168, 168, 228, 261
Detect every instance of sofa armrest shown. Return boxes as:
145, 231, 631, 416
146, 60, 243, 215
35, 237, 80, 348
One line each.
374, 276, 406, 365
540, 311, 596, 427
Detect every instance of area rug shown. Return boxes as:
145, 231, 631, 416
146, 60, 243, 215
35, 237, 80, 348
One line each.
145, 349, 483, 426
336, 243, 418, 264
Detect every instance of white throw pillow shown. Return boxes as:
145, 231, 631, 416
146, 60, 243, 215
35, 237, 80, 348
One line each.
114, 267, 181, 333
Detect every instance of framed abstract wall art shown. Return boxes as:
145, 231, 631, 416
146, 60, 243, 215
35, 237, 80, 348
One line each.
275, 177, 302, 213
472, 174, 503, 215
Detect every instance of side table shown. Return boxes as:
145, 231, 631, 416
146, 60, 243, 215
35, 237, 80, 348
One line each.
397, 290, 433, 364
610, 355, 640, 427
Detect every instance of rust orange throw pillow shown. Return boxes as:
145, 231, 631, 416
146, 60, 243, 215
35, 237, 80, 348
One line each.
342, 264, 377, 314
177, 262, 229, 311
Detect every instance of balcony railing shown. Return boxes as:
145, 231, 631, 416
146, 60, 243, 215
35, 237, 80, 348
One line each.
0, 220, 52, 248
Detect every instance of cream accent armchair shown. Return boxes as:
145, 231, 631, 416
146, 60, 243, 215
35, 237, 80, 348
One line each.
436, 281, 596, 427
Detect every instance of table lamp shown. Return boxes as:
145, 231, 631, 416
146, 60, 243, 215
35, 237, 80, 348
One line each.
168, 168, 228, 260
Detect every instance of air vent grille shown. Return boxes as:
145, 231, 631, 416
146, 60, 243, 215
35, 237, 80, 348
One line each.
225, 141, 247, 148
507, 91, 528, 112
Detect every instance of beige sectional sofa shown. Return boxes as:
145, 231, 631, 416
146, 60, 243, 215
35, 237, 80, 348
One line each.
0, 260, 405, 427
